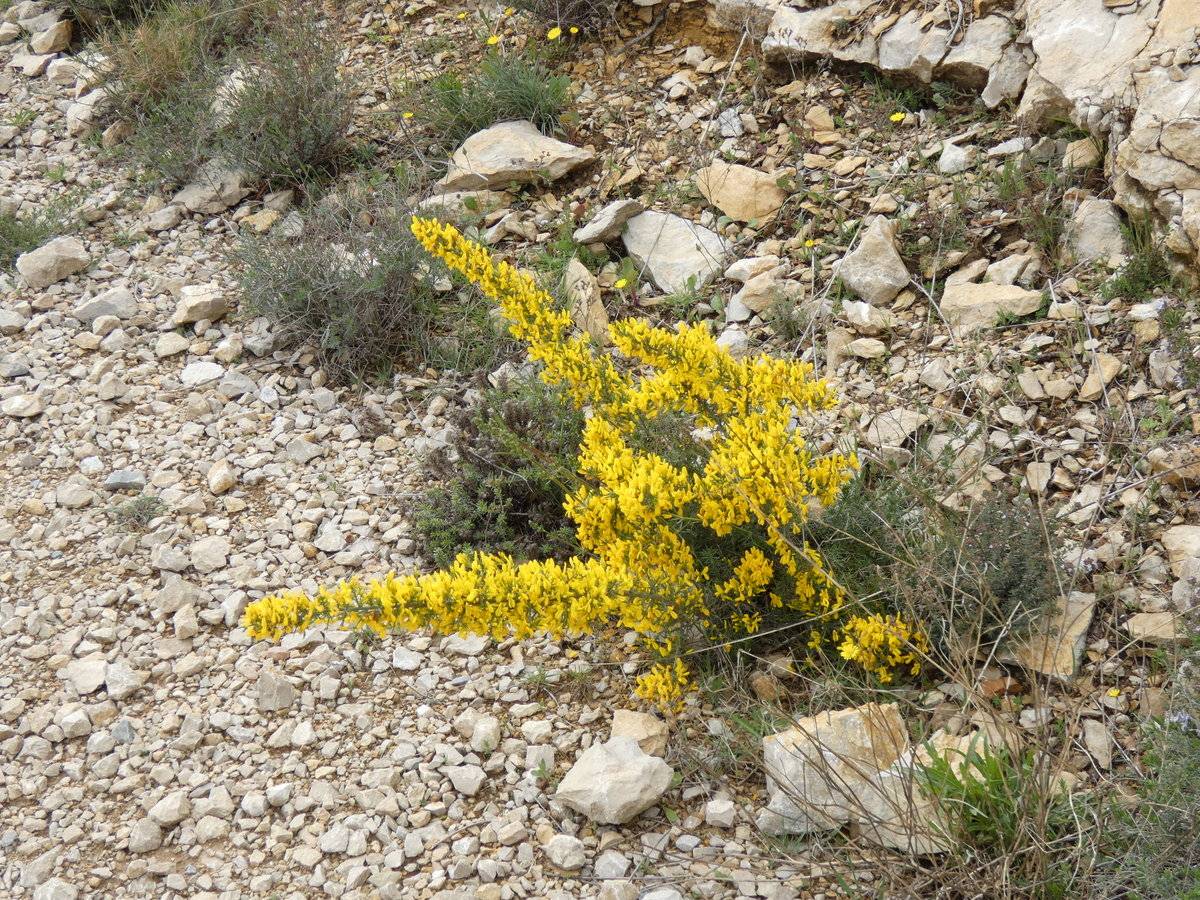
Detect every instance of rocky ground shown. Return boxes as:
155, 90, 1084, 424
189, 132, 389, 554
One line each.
2, 0, 1199, 898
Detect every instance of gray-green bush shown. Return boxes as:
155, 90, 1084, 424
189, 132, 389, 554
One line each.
234, 179, 514, 382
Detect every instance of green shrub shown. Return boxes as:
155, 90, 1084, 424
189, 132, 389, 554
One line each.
213, 15, 352, 187
414, 376, 584, 568
1102, 218, 1181, 302
101, 0, 346, 189
234, 177, 516, 382
0, 193, 82, 270
413, 51, 571, 147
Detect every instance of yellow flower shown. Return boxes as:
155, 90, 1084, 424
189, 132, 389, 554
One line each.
486, 34, 501, 45
569, 26, 579, 34
241, 217, 898, 713
504, 5, 514, 13
547, 26, 562, 40
1107, 687, 1121, 698
889, 111, 905, 123
402, 111, 414, 119
804, 238, 819, 248
456, 11, 467, 19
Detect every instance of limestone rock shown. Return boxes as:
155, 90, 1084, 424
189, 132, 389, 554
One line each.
173, 284, 229, 325
128, 818, 162, 853
836, 217, 908, 304
440, 121, 595, 191
1077, 352, 1123, 401
763, 0, 881, 67
416, 189, 509, 223
940, 282, 1043, 335
574, 199, 643, 243
172, 162, 251, 214
1124, 611, 1184, 645
16, 236, 89, 290
556, 736, 672, 824
564, 257, 609, 344
998, 592, 1098, 679
758, 703, 908, 835
543, 833, 586, 870
695, 161, 787, 222
148, 791, 191, 827
75, 287, 137, 324
1162, 525, 1200, 576
2, 394, 43, 417
622, 211, 730, 295
257, 669, 296, 711
610, 709, 669, 757
30, 19, 71, 54
1065, 198, 1127, 267
60, 655, 107, 694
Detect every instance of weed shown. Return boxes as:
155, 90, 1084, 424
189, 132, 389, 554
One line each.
1161, 301, 1200, 388
1140, 395, 1180, 444
414, 375, 584, 568
1091, 636, 1200, 897
915, 737, 1088, 895
1103, 218, 1180, 302
8, 109, 37, 128
108, 494, 167, 530
804, 461, 1059, 666
408, 50, 571, 148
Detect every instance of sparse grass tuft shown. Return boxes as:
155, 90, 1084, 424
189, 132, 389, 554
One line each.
233, 179, 438, 382
408, 50, 571, 148
1102, 218, 1180, 302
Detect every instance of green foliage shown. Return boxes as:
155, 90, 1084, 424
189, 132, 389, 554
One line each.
414, 376, 584, 568
412, 51, 571, 147
917, 738, 1084, 896
0, 193, 82, 270
1095, 639, 1200, 898
1103, 218, 1180, 301
234, 179, 445, 382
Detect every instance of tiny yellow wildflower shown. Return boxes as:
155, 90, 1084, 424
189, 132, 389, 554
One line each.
569, 25, 579, 34
486, 34, 500, 45
456, 11, 467, 19
614, 277, 628, 289
1107, 687, 1121, 697
504, 5, 514, 13
889, 111, 905, 123
547, 26, 562, 40
804, 238, 819, 248
402, 111, 414, 119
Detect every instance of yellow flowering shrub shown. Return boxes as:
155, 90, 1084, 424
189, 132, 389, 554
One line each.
241, 217, 927, 705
